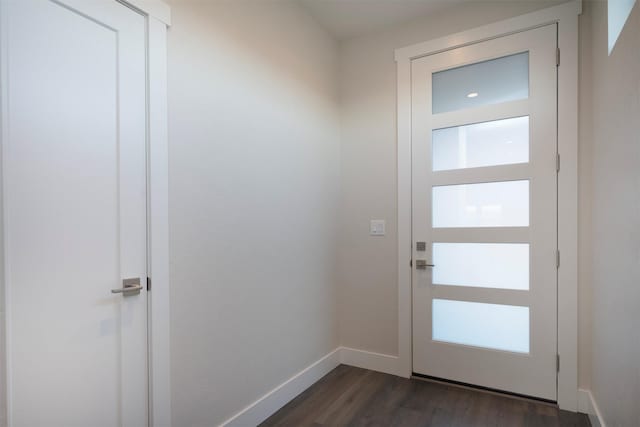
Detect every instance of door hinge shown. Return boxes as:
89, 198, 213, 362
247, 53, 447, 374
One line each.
556, 47, 560, 66
557, 354, 560, 372
556, 250, 561, 269
410, 259, 413, 268
556, 153, 561, 172
147, 277, 152, 291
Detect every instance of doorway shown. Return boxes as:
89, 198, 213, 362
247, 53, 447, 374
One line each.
410, 25, 559, 401
2, 0, 149, 424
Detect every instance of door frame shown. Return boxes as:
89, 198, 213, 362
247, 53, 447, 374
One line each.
395, 0, 581, 411
0, 1, 172, 426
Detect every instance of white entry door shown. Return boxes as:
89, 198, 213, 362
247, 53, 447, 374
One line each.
411, 25, 558, 400
2, 0, 148, 425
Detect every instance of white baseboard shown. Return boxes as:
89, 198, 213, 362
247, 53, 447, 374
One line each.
220, 347, 593, 427
219, 346, 401, 427
578, 388, 606, 427
221, 348, 341, 427
339, 346, 399, 376
339, 348, 606, 427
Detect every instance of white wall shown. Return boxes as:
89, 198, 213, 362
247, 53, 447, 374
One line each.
165, 1, 341, 425
582, 1, 640, 425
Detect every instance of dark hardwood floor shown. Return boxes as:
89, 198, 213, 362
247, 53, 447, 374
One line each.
261, 365, 590, 427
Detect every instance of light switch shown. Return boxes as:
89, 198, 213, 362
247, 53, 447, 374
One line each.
370, 219, 386, 236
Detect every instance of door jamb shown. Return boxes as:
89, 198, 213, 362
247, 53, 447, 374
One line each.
0, 1, 172, 426
143, 4, 172, 427
394, 0, 581, 411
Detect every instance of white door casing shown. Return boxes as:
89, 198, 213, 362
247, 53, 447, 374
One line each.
396, 1, 581, 411
2, 0, 149, 425
411, 25, 558, 400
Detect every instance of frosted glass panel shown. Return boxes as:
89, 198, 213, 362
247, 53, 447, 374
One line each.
432, 52, 529, 114
433, 299, 529, 353
432, 116, 529, 171
433, 243, 529, 290
432, 180, 529, 228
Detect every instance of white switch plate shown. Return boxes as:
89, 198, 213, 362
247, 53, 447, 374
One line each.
370, 219, 386, 236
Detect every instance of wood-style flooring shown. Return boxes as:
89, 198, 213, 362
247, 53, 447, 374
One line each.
261, 365, 590, 427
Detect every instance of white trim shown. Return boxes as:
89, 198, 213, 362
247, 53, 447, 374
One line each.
578, 389, 606, 427
395, 0, 581, 411
127, 2, 172, 426
146, 15, 171, 427
340, 347, 400, 377
220, 346, 406, 427
555, 3, 580, 413
396, 56, 413, 382
0, 1, 9, 426
219, 346, 593, 427
221, 348, 341, 427
394, 1, 581, 61
125, 0, 171, 26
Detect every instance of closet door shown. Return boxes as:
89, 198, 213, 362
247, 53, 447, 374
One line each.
3, 0, 148, 425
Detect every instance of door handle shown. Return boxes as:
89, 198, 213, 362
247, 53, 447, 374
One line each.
111, 278, 143, 294
415, 260, 435, 269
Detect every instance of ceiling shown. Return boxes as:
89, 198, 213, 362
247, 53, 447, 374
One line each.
298, 0, 466, 41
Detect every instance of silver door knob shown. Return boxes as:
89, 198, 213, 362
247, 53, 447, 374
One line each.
111, 278, 143, 294
415, 260, 435, 269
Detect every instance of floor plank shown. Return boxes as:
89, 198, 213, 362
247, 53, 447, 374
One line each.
260, 365, 590, 427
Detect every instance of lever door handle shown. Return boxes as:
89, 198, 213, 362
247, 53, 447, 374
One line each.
111, 278, 143, 294
415, 260, 435, 269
